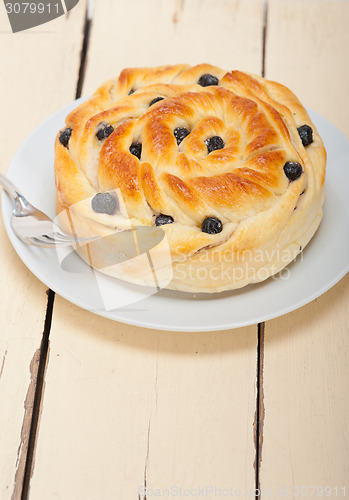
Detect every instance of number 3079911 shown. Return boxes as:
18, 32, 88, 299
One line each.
5, 3, 61, 14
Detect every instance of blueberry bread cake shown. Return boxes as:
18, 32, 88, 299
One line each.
54, 64, 326, 293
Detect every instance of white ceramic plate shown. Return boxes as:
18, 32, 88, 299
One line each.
1, 99, 349, 331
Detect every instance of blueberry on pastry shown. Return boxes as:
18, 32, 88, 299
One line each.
149, 97, 164, 107
174, 127, 190, 145
96, 123, 114, 141
59, 127, 72, 147
155, 214, 174, 226
129, 142, 142, 159
91, 193, 118, 215
205, 136, 225, 153
297, 124, 313, 146
198, 73, 219, 87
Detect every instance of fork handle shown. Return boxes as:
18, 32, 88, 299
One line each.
0, 172, 24, 202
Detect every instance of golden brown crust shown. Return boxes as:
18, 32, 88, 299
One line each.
54, 64, 326, 292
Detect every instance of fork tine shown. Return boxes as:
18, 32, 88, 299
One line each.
28, 232, 99, 247
52, 232, 83, 242
28, 236, 77, 247
52, 232, 99, 244
41, 233, 73, 242
27, 236, 62, 247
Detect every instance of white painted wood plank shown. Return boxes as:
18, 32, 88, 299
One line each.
141, 327, 258, 494
0, 3, 87, 498
30, 303, 258, 499
29, 0, 264, 497
261, 0, 349, 492
84, 0, 264, 93
261, 278, 349, 491
265, 0, 349, 135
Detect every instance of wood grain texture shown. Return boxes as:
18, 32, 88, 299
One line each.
261, 0, 349, 492
83, 0, 264, 93
265, 0, 349, 135
0, 2, 87, 498
30, 304, 258, 498
28, 0, 265, 497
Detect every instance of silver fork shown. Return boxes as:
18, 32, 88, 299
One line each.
0, 172, 98, 248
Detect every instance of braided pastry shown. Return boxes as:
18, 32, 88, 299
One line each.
54, 64, 326, 293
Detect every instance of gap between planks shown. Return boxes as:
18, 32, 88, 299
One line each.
251, 2, 268, 496
13, 5, 93, 499
254, 3, 268, 495
11, 289, 55, 500
254, 323, 265, 496
262, 0, 269, 78
19, 290, 55, 500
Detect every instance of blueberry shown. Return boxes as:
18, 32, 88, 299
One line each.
129, 142, 142, 159
297, 124, 313, 146
128, 89, 135, 95
283, 161, 303, 181
91, 193, 118, 215
149, 97, 164, 107
205, 136, 225, 154
155, 214, 174, 226
59, 128, 72, 147
198, 74, 219, 87
174, 127, 190, 145
201, 217, 223, 234
96, 123, 114, 141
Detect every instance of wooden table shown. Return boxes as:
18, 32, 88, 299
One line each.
1, 1, 348, 498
